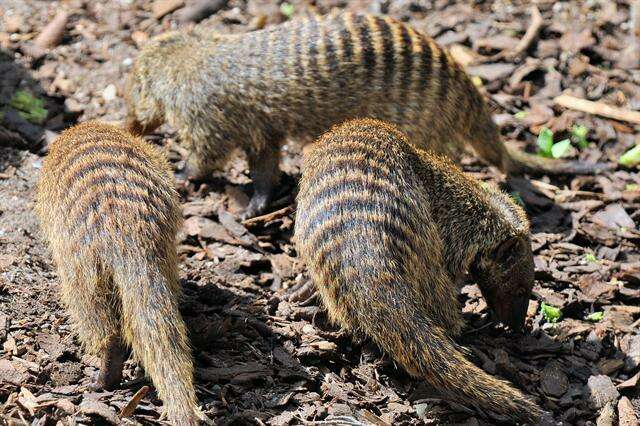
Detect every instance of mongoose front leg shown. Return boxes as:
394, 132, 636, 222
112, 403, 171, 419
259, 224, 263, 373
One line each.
92, 335, 129, 391
242, 142, 281, 219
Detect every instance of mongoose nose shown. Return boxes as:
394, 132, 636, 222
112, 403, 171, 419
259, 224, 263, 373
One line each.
504, 296, 529, 331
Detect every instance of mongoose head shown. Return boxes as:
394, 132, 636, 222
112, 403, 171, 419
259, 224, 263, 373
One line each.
124, 68, 165, 137
469, 191, 534, 331
470, 233, 534, 330
125, 32, 190, 136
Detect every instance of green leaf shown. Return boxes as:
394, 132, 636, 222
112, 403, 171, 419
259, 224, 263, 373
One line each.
9, 90, 48, 124
625, 184, 639, 191
540, 303, 562, 323
572, 124, 589, 148
584, 253, 597, 263
537, 127, 554, 157
551, 139, 572, 158
586, 311, 604, 322
620, 145, 640, 167
514, 111, 528, 119
280, 2, 295, 19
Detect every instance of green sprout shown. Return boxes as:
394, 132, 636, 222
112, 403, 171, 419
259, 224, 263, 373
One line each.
625, 184, 639, 191
620, 145, 640, 168
9, 90, 48, 124
514, 111, 528, 119
540, 303, 562, 323
551, 138, 572, 158
537, 127, 571, 159
584, 253, 597, 263
571, 124, 589, 148
280, 2, 295, 19
586, 311, 604, 322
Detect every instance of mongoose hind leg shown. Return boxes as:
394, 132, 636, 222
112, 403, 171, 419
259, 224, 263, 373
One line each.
242, 141, 282, 219
57, 262, 124, 389
92, 335, 129, 391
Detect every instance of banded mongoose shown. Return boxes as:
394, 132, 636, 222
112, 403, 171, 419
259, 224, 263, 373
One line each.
36, 122, 202, 425
125, 12, 607, 218
294, 119, 542, 422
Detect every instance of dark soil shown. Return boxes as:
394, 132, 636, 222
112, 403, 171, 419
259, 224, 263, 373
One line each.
1, 0, 639, 425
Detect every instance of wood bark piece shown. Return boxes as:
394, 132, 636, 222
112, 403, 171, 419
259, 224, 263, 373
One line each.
34, 11, 69, 49
119, 386, 150, 418
554, 94, 640, 124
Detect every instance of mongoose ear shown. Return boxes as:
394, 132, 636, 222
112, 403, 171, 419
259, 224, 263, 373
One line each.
492, 236, 520, 263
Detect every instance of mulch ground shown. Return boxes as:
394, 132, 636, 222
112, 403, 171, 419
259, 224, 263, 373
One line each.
1, 0, 639, 424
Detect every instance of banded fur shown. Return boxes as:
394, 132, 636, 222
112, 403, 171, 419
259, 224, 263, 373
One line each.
295, 119, 543, 423
126, 12, 608, 218
36, 122, 202, 425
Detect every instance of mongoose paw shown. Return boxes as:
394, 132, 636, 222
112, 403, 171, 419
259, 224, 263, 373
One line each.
89, 371, 122, 392
240, 196, 270, 220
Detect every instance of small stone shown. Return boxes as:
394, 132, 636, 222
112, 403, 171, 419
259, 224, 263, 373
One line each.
585, 375, 620, 409
102, 84, 117, 102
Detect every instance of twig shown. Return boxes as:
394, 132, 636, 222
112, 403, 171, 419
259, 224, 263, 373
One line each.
508, 6, 544, 59
34, 11, 69, 49
241, 205, 293, 226
554, 94, 640, 125
448, 44, 478, 67
119, 385, 150, 418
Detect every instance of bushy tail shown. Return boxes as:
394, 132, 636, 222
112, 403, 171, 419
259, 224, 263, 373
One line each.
356, 302, 544, 424
113, 257, 202, 425
504, 144, 613, 176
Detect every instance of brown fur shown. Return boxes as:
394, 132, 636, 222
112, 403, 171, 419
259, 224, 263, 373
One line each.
294, 119, 543, 423
125, 12, 608, 218
36, 122, 202, 424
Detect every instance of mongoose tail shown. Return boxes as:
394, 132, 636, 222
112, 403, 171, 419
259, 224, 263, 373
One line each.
503, 144, 613, 176
359, 298, 543, 423
463, 94, 612, 177
113, 255, 202, 425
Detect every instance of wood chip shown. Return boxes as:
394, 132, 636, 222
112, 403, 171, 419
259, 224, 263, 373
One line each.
120, 385, 150, 418
177, 0, 228, 23
152, 0, 185, 19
